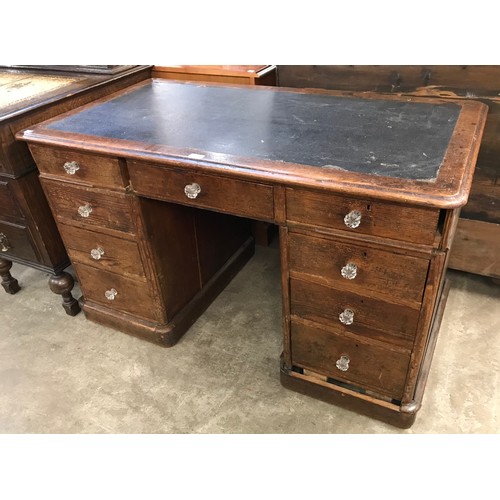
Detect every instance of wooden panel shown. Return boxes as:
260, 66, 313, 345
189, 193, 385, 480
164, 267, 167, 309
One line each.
277, 65, 500, 96
461, 183, 500, 224
291, 320, 410, 400
57, 223, 145, 279
74, 263, 159, 322
138, 197, 201, 320
29, 145, 127, 189
448, 218, 500, 278
288, 231, 429, 303
286, 188, 439, 245
290, 278, 420, 340
0, 179, 23, 219
194, 210, 252, 285
128, 161, 275, 222
0, 220, 37, 261
41, 179, 135, 235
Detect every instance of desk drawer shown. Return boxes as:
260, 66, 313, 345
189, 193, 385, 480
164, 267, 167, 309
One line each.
42, 179, 135, 235
128, 161, 275, 221
0, 220, 37, 261
286, 188, 439, 245
291, 320, 410, 400
58, 223, 145, 279
74, 263, 159, 322
30, 145, 126, 189
0, 179, 23, 219
290, 278, 420, 341
288, 232, 429, 303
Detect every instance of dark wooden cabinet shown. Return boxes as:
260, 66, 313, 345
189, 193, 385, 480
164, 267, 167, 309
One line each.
277, 65, 500, 282
0, 65, 151, 313
18, 79, 486, 427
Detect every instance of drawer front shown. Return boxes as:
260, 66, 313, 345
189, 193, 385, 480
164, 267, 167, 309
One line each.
0, 179, 23, 219
291, 320, 410, 399
42, 179, 135, 235
0, 221, 37, 261
288, 232, 429, 303
58, 223, 145, 279
286, 188, 439, 245
128, 161, 275, 221
290, 278, 420, 340
30, 145, 126, 189
74, 263, 159, 322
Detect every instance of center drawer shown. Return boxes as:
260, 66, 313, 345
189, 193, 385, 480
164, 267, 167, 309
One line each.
41, 178, 135, 235
288, 232, 429, 303
128, 160, 275, 221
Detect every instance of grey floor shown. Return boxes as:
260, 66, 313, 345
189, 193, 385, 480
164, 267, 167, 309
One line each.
0, 244, 499, 434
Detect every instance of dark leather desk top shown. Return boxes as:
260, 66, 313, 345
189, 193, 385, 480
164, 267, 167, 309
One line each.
45, 80, 460, 181
18, 79, 488, 208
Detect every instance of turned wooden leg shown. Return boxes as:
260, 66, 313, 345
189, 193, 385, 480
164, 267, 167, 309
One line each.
0, 257, 20, 294
48, 272, 81, 316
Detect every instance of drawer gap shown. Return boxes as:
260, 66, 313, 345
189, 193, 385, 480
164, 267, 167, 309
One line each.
292, 364, 401, 405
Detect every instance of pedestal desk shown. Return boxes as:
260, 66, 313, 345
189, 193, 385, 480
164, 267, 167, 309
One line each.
0, 66, 151, 313
18, 79, 487, 427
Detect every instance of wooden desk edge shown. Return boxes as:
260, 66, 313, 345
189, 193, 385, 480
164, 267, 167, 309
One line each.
152, 65, 275, 79
16, 79, 489, 210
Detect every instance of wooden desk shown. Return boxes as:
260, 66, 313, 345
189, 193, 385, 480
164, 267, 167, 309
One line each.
0, 65, 151, 314
18, 79, 487, 427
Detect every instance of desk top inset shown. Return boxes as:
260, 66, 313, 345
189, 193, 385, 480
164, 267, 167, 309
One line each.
19, 79, 488, 208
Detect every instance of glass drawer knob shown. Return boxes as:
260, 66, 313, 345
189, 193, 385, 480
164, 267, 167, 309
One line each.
0, 232, 11, 252
341, 262, 357, 280
105, 288, 118, 301
63, 161, 80, 175
184, 182, 201, 199
344, 210, 362, 229
336, 355, 350, 372
78, 203, 93, 218
339, 309, 354, 325
90, 247, 105, 260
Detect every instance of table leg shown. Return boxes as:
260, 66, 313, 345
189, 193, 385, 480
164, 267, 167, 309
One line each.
0, 257, 21, 294
48, 271, 81, 316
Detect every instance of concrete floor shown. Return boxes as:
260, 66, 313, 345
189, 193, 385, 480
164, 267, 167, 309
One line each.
0, 245, 499, 433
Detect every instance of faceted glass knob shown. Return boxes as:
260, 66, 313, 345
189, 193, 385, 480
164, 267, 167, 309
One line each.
63, 161, 80, 175
184, 182, 201, 199
104, 288, 118, 301
341, 262, 357, 280
90, 247, 105, 260
336, 355, 350, 372
344, 210, 362, 229
339, 309, 354, 325
78, 203, 93, 218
